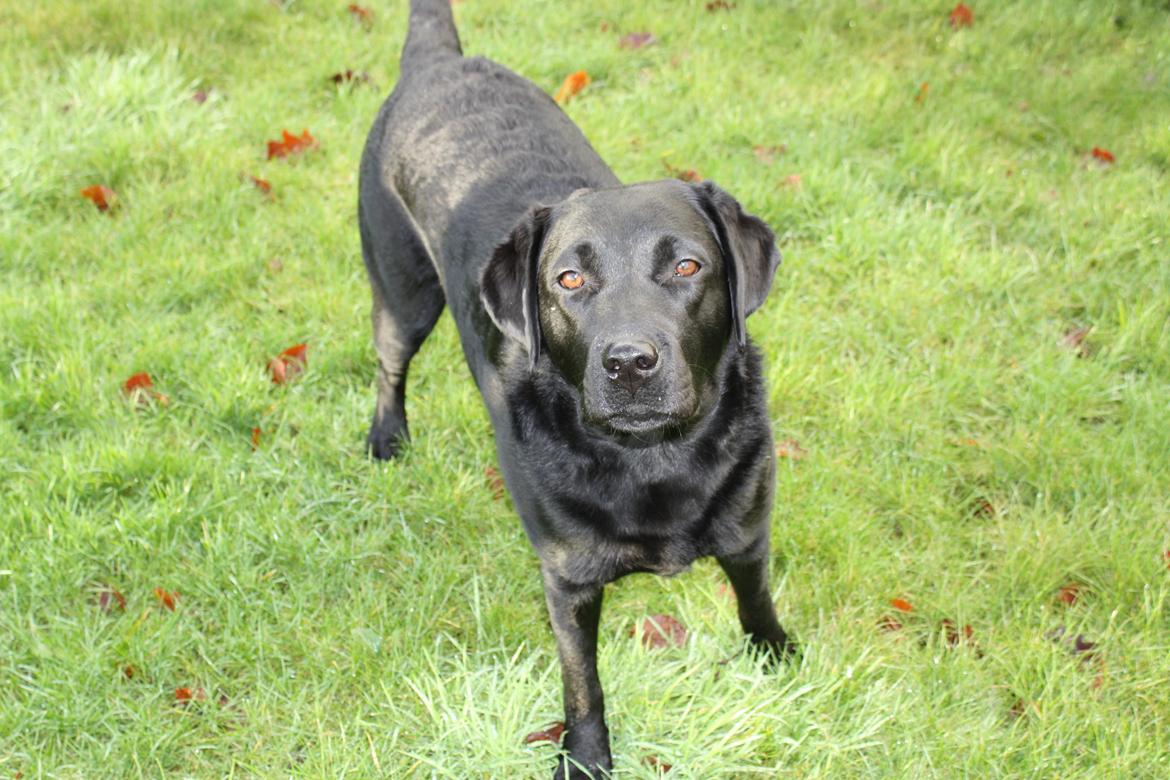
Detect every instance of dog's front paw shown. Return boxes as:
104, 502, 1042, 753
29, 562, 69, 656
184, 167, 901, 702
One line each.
553, 755, 612, 780
751, 631, 800, 669
552, 725, 612, 780
366, 423, 407, 460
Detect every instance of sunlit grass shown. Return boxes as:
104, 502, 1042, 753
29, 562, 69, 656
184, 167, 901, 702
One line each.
2, 0, 1168, 777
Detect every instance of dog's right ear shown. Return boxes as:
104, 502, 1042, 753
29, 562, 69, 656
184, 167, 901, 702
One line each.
481, 205, 550, 370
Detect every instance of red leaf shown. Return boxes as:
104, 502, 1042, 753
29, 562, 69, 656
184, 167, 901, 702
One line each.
249, 175, 272, 195
122, 372, 170, 407
347, 3, 373, 26
644, 755, 673, 773
1091, 146, 1115, 164
915, 81, 930, 104
949, 3, 974, 28
80, 184, 117, 212
890, 598, 914, 613
97, 587, 126, 613
705, 0, 735, 10
630, 614, 688, 649
266, 129, 317, 160
1057, 582, 1083, 605
122, 664, 135, 679
775, 439, 807, 460
484, 466, 506, 501
661, 159, 702, 183
1163, 550, 1170, 569
174, 686, 206, 703
971, 497, 996, 518
941, 618, 974, 647
554, 70, 591, 104
619, 32, 657, 50
269, 343, 308, 384
192, 88, 210, 104
523, 721, 565, 744
153, 587, 178, 611
251, 426, 262, 449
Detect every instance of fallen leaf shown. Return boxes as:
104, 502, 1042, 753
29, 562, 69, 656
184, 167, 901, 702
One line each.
890, 598, 914, 613
949, 3, 974, 28
217, 692, 230, 706
775, 439, 807, 460
175, 686, 206, 703
122, 372, 170, 407
971, 497, 996, 518
268, 343, 308, 385
1163, 550, 1170, 569
266, 129, 317, 160
251, 427, 262, 450
523, 721, 565, 744
1072, 634, 1097, 658
1057, 582, 1083, 605
484, 466, 506, 501
752, 144, 787, 165
780, 173, 803, 189
1090, 146, 1115, 164
630, 614, 688, 649
598, 20, 614, 33
123, 664, 136, 679
248, 175, 272, 196
554, 70, 591, 104
644, 755, 673, 773
877, 614, 903, 632
662, 159, 702, 182
1060, 325, 1091, 357
716, 582, 734, 600
80, 184, 117, 212
915, 81, 930, 104
706, 0, 735, 10
96, 587, 126, 613
619, 32, 657, 49
941, 618, 974, 647
330, 69, 370, 85
1007, 697, 1028, 721
153, 588, 178, 611
192, 88, 210, 104
347, 3, 373, 26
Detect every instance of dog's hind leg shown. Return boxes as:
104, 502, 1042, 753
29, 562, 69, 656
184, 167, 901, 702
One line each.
359, 177, 445, 460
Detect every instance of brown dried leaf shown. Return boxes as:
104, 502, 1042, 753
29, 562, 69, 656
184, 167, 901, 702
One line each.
775, 439, 806, 460
523, 721, 565, 744
484, 465, 506, 501
630, 614, 688, 649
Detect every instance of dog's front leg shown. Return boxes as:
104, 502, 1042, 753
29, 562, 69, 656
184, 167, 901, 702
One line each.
718, 549, 798, 663
542, 568, 612, 780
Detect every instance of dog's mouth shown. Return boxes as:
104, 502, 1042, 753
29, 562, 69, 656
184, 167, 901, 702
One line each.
590, 407, 694, 442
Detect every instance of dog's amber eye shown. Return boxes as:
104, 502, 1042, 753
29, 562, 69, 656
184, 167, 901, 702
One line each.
674, 259, 700, 277
558, 270, 585, 290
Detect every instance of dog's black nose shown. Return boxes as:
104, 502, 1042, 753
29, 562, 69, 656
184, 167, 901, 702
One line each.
603, 341, 659, 394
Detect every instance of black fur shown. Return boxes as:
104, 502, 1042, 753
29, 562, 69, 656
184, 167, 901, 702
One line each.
358, 2, 794, 776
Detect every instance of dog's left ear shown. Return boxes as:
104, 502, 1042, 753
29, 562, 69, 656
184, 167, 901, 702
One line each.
693, 181, 781, 348
481, 205, 550, 370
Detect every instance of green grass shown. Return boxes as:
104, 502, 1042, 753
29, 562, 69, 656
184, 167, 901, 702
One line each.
2, 0, 1169, 776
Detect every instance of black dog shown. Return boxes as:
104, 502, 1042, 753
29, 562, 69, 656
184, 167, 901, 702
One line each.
359, 2, 794, 776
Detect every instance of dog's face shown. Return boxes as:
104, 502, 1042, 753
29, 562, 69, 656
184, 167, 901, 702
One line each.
482, 180, 780, 438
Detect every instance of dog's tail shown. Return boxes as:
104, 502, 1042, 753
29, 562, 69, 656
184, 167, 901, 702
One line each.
401, 0, 462, 72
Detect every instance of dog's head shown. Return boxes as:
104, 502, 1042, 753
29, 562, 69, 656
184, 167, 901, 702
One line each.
482, 179, 780, 438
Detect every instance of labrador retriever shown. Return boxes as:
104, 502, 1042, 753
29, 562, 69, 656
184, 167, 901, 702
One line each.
358, 2, 795, 777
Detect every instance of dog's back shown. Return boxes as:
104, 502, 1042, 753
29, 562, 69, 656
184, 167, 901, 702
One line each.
360, 0, 617, 307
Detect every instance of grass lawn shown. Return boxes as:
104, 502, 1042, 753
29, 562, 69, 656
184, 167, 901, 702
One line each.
2, 0, 1169, 776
